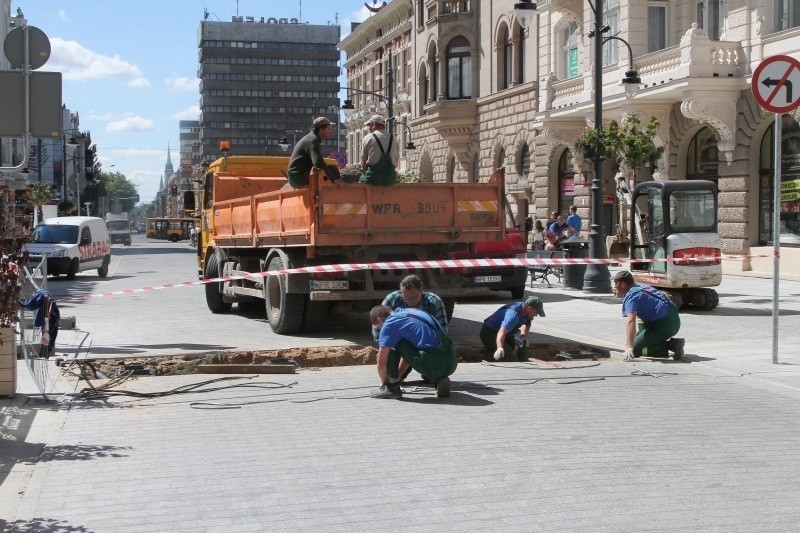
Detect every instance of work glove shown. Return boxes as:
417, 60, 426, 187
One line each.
623, 348, 635, 361
493, 348, 505, 361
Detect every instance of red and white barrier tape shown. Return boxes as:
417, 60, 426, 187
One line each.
83, 252, 775, 301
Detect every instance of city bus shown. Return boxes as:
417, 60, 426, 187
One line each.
145, 218, 196, 242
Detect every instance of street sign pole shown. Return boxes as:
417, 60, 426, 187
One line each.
751, 54, 800, 365
772, 114, 781, 364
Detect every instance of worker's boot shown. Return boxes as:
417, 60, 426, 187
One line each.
668, 338, 685, 360
371, 381, 402, 399
435, 376, 450, 398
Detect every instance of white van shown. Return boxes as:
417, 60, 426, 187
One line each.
26, 216, 112, 279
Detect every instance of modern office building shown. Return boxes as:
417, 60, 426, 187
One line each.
197, 16, 341, 163
340, 0, 800, 277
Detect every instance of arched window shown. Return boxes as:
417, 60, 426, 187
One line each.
447, 36, 471, 99
447, 155, 456, 182
687, 127, 720, 180
759, 115, 800, 246
418, 63, 429, 113
517, 143, 531, 178
497, 24, 511, 90
558, 149, 576, 215
497, 147, 506, 171
561, 22, 580, 79
516, 23, 525, 84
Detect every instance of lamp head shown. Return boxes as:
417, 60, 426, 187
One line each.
512, 0, 538, 29
622, 70, 641, 99
405, 141, 416, 152
279, 136, 290, 152
341, 99, 356, 120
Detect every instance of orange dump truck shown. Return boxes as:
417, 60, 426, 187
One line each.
190, 154, 507, 334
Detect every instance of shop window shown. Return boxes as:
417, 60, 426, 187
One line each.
687, 127, 720, 179
558, 149, 576, 214
759, 115, 800, 246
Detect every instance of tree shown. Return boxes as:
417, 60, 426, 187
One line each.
103, 171, 140, 213
24, 182, 53, 226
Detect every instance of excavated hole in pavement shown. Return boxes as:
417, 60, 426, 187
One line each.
87, 343, 610, 378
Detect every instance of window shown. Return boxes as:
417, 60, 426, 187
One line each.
774, 0, 800, 31
504, 30, 512, 89
759, 115, 800, 246
562, 22, 580, 79
447, 36, 471, 99
687, 127, 720, 179
558, 149, 576, 215
696, 0, 722, 40
648, 2, 668, 52
498, 147, 506, 171
603, 0, 620, 66
517, 144, 531, 177
517, 24, 525, 84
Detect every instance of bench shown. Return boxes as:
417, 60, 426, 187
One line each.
527, 250, 566, 288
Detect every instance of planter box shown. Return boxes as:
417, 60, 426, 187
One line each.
0, 327, 17, 397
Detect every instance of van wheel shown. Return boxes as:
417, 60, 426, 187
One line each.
169, 235, 179, 243
66, 259, 79, 280
265, 255, 304, 334
97, 256, 110, 278
205, 253, 232, 313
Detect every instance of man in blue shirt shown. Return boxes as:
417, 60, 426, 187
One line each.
613, 270, 684, 361
370, 306, 458, 399
566, 205, 582, 237
480, 296, 546, 361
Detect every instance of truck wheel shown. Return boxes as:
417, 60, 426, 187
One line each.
66, 258, 79, 280
265, 255, 304, 334
301, 297, 330, 332
701, 288, 719, 311
97, 256, 110, 278
205, 253, 232, 313
510, 284, 525, 300
442, 298, 456, 322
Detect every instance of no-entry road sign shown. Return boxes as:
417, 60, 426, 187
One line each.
752, 54, 800, 113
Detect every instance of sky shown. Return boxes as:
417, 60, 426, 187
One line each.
16, 0, 376, 203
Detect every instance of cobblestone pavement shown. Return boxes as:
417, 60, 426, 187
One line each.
2, 273, 800, 532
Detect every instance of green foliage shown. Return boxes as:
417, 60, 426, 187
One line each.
24, 182, 53, 208
574, 115, 664, 171
396, 169, 424, 183
103, 171, 139, 211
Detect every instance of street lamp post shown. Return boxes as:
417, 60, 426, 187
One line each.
583, 0, 613, 293
583, 1, 641, 293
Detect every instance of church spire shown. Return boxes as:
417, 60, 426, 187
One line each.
164, 144, 174, 178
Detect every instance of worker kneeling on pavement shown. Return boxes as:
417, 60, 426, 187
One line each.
481, 296, 545, 361
613, 270, 685, 361
369, 305, 458, 399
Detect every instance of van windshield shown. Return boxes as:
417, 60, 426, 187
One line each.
30, 225, 79, 244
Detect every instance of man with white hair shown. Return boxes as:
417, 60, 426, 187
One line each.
360, 114, 399, 185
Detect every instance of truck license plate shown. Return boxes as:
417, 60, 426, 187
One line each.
473, 275, 502, 283
310, 280, 349, 290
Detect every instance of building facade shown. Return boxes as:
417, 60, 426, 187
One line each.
340, 0, 800, 276
197, 16, 341, 163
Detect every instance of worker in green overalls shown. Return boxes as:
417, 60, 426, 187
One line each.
360, 114, 399, 186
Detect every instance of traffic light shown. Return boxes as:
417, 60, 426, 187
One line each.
170, 184, 178, 196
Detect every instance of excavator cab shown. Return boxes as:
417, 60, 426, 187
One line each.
628, 180, 722, 310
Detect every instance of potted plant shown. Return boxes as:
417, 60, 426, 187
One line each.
574, 114, 664, 172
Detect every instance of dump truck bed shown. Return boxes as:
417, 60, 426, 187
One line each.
210, 160, 505, 251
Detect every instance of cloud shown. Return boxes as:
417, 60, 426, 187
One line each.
172, 106, 200, 121
341, 6, 371, 37
106, 116, 156, 133
166, 76, 197, 93
49, 37, 150, 87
